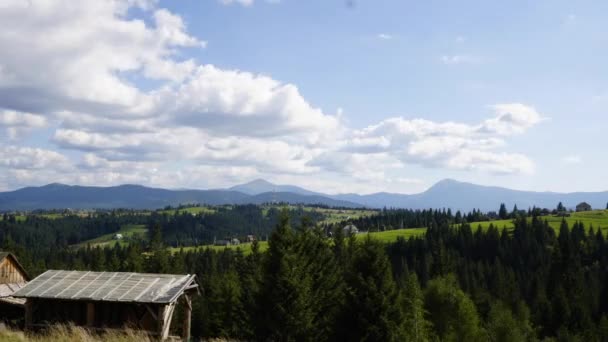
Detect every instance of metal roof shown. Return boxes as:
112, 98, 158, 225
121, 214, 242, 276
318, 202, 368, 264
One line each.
13, 270, 198, 304
0, 282, 26, 298
0, 282, 27, 306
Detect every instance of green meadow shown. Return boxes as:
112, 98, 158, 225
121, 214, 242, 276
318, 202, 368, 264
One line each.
465, 210, 608, 233
86, 210, 608, 253
157, 206, 217, 215
75, 224, 147, 248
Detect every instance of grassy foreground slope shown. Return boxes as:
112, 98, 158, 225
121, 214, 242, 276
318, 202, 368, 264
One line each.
0, 325, 152, 342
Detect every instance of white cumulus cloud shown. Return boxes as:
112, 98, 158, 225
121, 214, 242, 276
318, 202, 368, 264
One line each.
0, 1, 545, 192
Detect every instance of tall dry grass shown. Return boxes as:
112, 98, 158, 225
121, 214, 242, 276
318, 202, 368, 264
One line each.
0, 324, 153, 342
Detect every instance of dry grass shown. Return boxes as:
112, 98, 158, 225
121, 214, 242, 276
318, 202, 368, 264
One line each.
0, 325, 153, 342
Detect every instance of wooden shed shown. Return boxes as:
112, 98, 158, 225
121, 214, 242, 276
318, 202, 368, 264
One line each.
13, 270, 199, 341
0, 252, 30, 322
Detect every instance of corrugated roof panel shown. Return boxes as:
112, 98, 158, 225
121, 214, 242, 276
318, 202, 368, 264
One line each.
13, 270, 197, 304
0, 282, 26, 298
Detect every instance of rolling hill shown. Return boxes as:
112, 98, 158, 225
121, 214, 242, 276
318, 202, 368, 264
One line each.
331, 179, 608, 211
1, 179, 607, 211
0, 183, 361, 210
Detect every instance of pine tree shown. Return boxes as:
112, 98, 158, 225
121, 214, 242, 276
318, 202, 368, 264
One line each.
486, 302, 534, 342
402, 273, 431, 342
255, 210, 315, 341
424, 274, 485, 341
295, 226, 345, 341
499, 204, 508, 220
207, 268, 243, 337
512, 204, 519, 218
455, 211, 462, 224
147, 223, 170, 273
236, 239, 262, 339
340, 236, 405, 341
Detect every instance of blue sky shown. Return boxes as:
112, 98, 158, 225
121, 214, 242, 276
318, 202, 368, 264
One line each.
0, 0, 606, 194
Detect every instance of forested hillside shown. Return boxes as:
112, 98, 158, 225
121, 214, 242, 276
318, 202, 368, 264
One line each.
3, 207, 608, 340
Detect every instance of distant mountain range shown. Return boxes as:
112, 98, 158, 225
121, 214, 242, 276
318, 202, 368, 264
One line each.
0, 182, 361, 211
0, 179, 607, 212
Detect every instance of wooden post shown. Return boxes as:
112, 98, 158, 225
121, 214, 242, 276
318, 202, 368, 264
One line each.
182, 295, 192, 342
86, 302, 95, 327
24, 299, 33, 330
156, 304, 176, 341
157, 305, 166, 341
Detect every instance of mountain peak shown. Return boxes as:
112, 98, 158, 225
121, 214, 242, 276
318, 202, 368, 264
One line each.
229, 179, 278, 195
42, 183, 70, 188
229, 179, 319, 196
428, 178, 465, 190
243, 179, 274, 187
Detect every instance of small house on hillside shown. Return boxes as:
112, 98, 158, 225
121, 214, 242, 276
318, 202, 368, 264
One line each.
576, 202, 592, 212
0, 252, 30, 322
13, 270, 199, 341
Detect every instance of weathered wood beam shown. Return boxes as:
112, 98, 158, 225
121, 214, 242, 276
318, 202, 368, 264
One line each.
157, 305, 166, 341
159, 303, 175, 341
182, 294, 192, 342
145, 304, 158, 321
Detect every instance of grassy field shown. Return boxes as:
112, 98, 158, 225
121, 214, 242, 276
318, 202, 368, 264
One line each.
0, 214, 26, 222
310, 207, 378, 224
170, 228, 425, 255
0, 325, 152, 342
260, 204, 378, 224
0, 212, 92, 222
157, 206, 217, 215
75, 224, 148, 248
466, 210, 608, 233
170, 211, 608, 255
367, 227, 428, 242
72, 209, 608, 254
171, 241, 270, 255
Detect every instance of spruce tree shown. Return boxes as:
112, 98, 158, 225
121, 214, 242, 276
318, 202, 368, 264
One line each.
512, 204, 519, 218
207, 268, 243, 337
402, 273, 431, 341
255, 210, 315, 341
340, 235, 405, 341
499, 204, 508, 220
486, 302, 534, 342
295, 226, 345, 341
424, 274, 485, 341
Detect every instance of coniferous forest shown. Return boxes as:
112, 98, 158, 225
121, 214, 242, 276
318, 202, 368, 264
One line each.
3, 207, 608, 341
